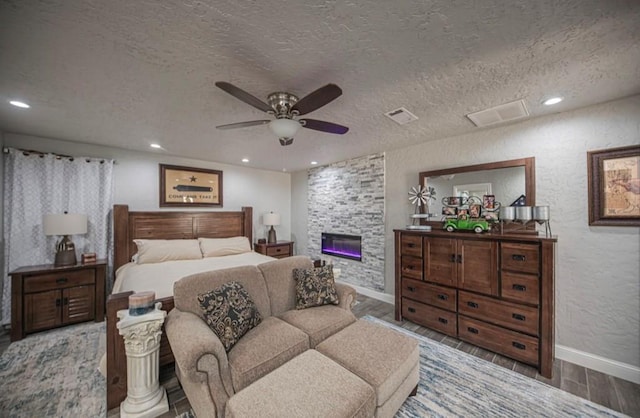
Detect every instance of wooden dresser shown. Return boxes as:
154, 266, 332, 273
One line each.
10, 261, 106, 341
394, 229, 556, 377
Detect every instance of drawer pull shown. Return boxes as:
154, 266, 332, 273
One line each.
511, 254, 526, 262
512, 341, 526, 350
437, 294, 448, 301
56, 277, 68, 284
438, 317, 448, 324
467, 301, 479, 309
63, 297, 69, 305
408, 307, 416, 313
407, 286, 416, 292
276, 248, 282, 252
457, 254, 463, 264
449, 254, 456, 263
407, 243, 416, 248
512, 284, 527, 292
467, 327, 479, 334
512, 313, 526, 321
56, 298, 61, 307
406, 265, 414, 270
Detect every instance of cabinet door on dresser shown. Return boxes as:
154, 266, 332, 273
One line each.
24, 290, 61, 333
423, 237, 457, 287
424, 237, 497, 295
458, 240, 498, 296
62, 285, 96, 324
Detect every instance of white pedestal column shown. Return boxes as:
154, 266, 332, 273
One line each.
117, 302, 169, 418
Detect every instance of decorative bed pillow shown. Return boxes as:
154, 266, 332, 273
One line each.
133, 239, 202, 264
292, 264, 340, 310
198, 236, 252, 257
198, 281, 262, 352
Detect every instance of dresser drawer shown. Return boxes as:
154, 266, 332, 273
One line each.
459, 316, 539, 366
400, 234, 422, 257
458, 291, 539, 336
401, 256, 423, 280
402, 298, 457, 337
501, 243, 539, 275
501, 272, 539, 305
401, 279, 456, 311
266, 245, 291, 258
24, 269, 95, 293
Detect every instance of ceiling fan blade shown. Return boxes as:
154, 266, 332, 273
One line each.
216, 120, 271, 130
291, 84, 342, 116
215, 82, 273, 113
300, 118, 349, 135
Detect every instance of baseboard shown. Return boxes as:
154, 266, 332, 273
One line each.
335, 280, 395, 304
555, 344, 640, 384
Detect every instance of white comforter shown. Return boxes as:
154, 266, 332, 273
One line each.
112, 251, 275, 299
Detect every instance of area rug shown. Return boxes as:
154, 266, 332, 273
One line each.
363, 316, 625, 418
0, 322, 106, 417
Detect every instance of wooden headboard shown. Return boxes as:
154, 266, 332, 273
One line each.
113, 204, 253, 271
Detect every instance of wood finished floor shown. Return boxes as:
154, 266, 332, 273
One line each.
1, 295, 638, 418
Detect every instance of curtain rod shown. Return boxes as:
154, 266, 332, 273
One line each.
3, 147, 115, 164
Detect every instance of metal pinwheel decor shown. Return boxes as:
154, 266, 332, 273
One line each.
408, 185, 436, 213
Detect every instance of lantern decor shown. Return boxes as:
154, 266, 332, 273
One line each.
406, 185, 436, 230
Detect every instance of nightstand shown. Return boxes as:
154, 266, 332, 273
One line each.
254, 241, 294, 259
10, 260, 107, 341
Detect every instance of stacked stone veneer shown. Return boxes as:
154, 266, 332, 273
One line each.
308, 153, 385, 292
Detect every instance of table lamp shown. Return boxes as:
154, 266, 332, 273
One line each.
44, 212, 88, 266
263, 212, 281, 244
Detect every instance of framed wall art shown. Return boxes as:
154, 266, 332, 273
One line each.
587, 145, 639, 226
159, 164, 223, 207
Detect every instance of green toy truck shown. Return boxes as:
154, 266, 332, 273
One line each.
443, 218, 490, 233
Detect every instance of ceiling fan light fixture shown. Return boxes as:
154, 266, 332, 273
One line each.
269, 118, 301, 138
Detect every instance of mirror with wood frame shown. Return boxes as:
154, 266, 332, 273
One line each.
418, 157, 535, 231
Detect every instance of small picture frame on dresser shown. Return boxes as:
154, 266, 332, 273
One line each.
82, 252, 97, 264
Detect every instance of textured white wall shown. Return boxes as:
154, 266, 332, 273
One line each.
2, 134, 292, 242
290, 170, 309, 256
385, 96, 640, 367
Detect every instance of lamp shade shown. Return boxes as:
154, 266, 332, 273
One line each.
263, 212, 281, 226
43, 213, 88, 236
269, 119, 301, 138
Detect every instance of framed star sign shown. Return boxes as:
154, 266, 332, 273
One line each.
159, 164, 223, 207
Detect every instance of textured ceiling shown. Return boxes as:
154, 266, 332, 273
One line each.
1, 0, 639, 172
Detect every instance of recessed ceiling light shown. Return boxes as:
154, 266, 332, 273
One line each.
242, 158, 249, 163
9, 100, 30, 108
543, 97, 563, 106
311, 161, 318, 165
150, 143, 162, 149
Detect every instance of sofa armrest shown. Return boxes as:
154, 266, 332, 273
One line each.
335, 282, 357, 311
165, 308, 234, 417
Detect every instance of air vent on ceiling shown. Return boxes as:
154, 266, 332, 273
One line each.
384, 107, 418, 125
466, 99, 529, 127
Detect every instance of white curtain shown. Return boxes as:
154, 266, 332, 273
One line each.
2, 148, 115, 325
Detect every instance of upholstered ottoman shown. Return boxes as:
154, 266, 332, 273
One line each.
225, 349, 376, 418
316, 320, 420, 418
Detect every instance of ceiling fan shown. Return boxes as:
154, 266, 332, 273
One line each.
215, 82, 349, 146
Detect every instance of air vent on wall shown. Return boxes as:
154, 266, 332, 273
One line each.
384, 107, 419, 125
466, 99, 529, 127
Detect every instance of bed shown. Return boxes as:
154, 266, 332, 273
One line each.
106, 204, 274, 409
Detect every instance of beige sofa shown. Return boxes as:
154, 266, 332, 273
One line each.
165, 256, 358, 418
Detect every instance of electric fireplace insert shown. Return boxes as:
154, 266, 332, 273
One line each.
321, 232, 362, 261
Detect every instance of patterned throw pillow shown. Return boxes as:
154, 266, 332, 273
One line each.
293, 264, 340, 310
198, 281, 262, 352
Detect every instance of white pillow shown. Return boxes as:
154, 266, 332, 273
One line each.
199, 236, 251, 257
133, 239, 202, 264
